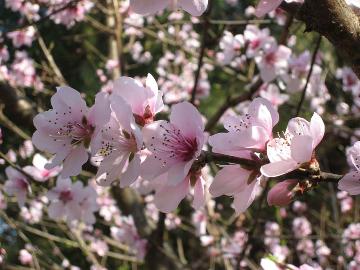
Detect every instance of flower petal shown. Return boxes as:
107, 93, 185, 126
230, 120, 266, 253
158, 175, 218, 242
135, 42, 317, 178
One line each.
338, 171, 360, 195
192, 176, 205, 210
178, 0, 208, 16
209, 165, 250, 197
232, 179, 259, 213
255, 0, 283, 17
61, 145, 88, 177
154, 178, 190, 213
310, 112, 325, 148
120, 154, 141, 187
260, 160, 298, 177
290, 135, 313, 163
130, 0, 169, 15
169, 101, 204, 138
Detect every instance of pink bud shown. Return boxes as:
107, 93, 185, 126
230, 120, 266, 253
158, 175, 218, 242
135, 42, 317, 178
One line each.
267, 179, 298, 207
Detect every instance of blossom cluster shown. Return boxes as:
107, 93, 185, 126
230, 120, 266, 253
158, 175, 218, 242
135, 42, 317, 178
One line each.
1, 0, 360, 269
26, 73, 332, 219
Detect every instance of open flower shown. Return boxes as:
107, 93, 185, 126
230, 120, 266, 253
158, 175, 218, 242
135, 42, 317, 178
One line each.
23, 154, 61, 182
217, 31, 244, 65
3, 167, 30, 207
255, 40, 292, 82
47, 177, 98, 224
112, 74, 163, 126
142, 101, 205, 185
261, 113, 325, 177
130, 0, 208, 16
244, 25, 271, 58
141, 102, 206, 212
93, 95, 143, 187
208, 98, 280, 213
209, 97, 279, 152
32, 86, 110, 178
338, 141, 360, 195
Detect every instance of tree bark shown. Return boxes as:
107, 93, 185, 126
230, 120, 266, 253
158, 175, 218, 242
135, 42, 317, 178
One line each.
281, 0, 360, 78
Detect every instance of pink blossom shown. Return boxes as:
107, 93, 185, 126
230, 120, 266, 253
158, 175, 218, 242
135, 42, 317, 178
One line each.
336, 67, 360, 93
47, 177, 98, 224
255, 0, 283, 18
111, 217, 147, 259
209, 98, 279, 213
92, 95, 142, 187
130, 0, 208, 16
255, 40, 292, 82
267, 179, 298, 206
216, 31, 244, 65
142, 102, 206, 212
23, 154, 61, 182
244, 25, 271, 58
292, 201, 307, 214
112, 74, 164, 126
292, 217, 312, 238
282, 51, 311, 93
3, 167, 30, 207
209, 97, 279, 152
5, 0, 40, 21
0, 45, 10, 64
142, 101, 205, 185
77, 185, 99, 224
19, 249, 32, 265
48, 0, 94, 28
261, 113, 325, 177
19, 140, 34, 159
7, 26, 36, 48
90, 239, 109, 257
20, 198, 45, 224
32, 86, 110, 178
9, 51, 43, 90
221, 230, 248, 258
259, 83, 289, 108
339, 141, 360, 195
47, 177, 83, 223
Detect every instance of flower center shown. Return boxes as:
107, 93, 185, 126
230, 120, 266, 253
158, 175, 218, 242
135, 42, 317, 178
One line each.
150, 123, 198, 163
51, 113, 94, 147
59, 190, 73, 203
16, 178, 28, 190
265, 52, 276, 65
134, 105, 154, 126
250, 39, 261, 50
98, 129, 137, 158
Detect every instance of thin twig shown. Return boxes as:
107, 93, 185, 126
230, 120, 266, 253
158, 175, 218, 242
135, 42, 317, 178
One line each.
190, 1, 212, 104
295, 35, 322, 116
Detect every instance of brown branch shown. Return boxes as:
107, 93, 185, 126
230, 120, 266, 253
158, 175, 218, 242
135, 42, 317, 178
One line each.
280, 0, 360, 78
0, 83, 35, 128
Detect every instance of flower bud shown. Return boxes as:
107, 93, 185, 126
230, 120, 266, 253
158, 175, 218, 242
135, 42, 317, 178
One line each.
267, 179, 298, 207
